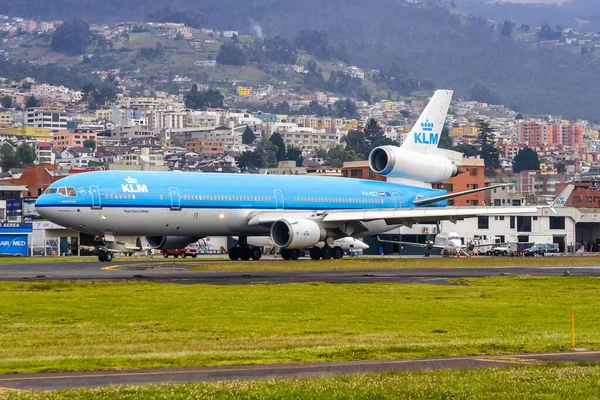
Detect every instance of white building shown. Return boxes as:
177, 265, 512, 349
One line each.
25, 108, 68, 135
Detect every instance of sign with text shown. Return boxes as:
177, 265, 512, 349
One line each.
0, 234, 28, 256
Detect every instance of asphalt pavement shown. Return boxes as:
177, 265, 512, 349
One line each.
0, 259, 598, 284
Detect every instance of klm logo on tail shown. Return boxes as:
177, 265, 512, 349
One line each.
413, 120, 439, 145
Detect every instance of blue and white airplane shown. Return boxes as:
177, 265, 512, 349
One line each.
36, 90, 536, 262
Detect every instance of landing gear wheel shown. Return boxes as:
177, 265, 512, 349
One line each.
240, 247, 252, 261
281, 249, 291, 260
163, 252, 169, 258
98, 252, 106, 262
310, 247, 321, 260
251, 247, 262, 261
332, 246, 344, 260
290, 249, 300, 260
320, 246, 332, 260
104, 251, 113, 262
228, 247, 240, 261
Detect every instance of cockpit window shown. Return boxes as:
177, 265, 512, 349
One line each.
47, 186, 77, 197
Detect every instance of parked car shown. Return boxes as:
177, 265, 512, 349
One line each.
524, 243, 559, 257
162, 246, 199, 258
491, 243, 511, 256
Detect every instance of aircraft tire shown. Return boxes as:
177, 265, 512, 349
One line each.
251, 247, 262, 261
240, 247, 252, 261
320, 246, 332, 260
332, 246, 344, 260
281, 249, 291, 260
290, 250, 300, 260
104, 252, 113, 262
310, 247, 321, 260
228, 247, 240, 261
98, 252, 106, 262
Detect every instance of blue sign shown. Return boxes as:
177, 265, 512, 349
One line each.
0, 234, 28, 256
0, 222, 33, 233
6, 198, 21, 211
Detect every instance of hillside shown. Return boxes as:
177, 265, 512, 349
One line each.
2, 0, 600, 119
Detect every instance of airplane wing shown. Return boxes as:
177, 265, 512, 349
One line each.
376, 236, 443, 249
320, 206, 539, 226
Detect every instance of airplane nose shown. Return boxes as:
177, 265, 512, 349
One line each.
35, 195, 56, 221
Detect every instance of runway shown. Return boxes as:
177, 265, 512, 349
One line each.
0, 260, 599, 284
1, 351, 599, 391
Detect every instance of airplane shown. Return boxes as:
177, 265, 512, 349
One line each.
244, 236, 369, 260
378, 184, 576, 257
35, 89, 538, 262
81, 235, 151, 256
377, 232, 498, 257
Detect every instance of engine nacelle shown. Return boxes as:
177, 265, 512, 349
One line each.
146, 236, 199, 250
270, 219, 326, 249
369, 145, 459, 183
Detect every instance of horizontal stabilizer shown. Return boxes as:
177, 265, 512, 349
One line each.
412, 184, 509, 206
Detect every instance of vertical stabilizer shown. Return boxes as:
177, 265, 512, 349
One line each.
550, 184, 574, 208
401, 90, 453, 150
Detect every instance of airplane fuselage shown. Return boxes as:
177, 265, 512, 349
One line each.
36, 170, 448, 238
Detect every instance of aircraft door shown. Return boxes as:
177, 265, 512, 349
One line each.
274, 189, 284, 210
169, 187, 181, 210
90, 185, 101, 209
393, 192, 401, 208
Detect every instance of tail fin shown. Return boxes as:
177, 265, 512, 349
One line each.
402, 90, 453, 150
549, 184, 574, 208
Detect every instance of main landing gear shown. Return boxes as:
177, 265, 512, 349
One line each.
309, 245, 344, 260
228, 236, 262, 261
97, 249, 113, 262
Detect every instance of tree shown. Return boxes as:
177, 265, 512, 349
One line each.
242, 126, 255, 145
470, 83, 502, 105
453, 144, 478, 157
237, 140, 278, 171
438, 125, 453, 150
146, 6, 204, 28
81, 83, 117, 110
83, 139, 96, 150
555, 162, 567, 173
286, 146, 303, 167
16, 143, 36, 166
184, 86, 224, 109
1, 96, 12, 108
343, 129, 369, 159
501, 20, 514, 37
25, 95, 39, 108
51, 20, 92, 55
515, 113, 524, 120
269, 132, 286, 162
216, 43, 247, 66
364, 118, 397, 155
537, 23, 562, 41
513, 147, 541, 173
0, 143, 19, 171
476, 120, 501, 173
324, 144, 361, 167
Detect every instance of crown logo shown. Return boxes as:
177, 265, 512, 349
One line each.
421, 120, 434, 131
124, 176, 138, 184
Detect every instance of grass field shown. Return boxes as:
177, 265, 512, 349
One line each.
0, 277, 599, 374
4, 365, 600, 399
